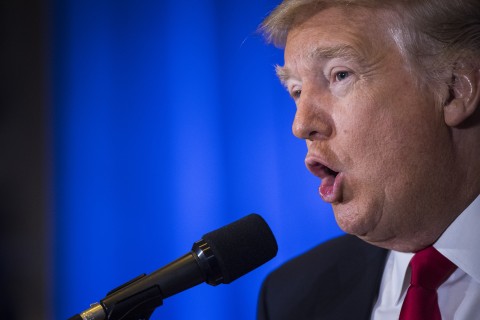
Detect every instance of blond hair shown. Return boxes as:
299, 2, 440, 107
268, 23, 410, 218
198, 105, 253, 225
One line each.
260, 0, 480, 104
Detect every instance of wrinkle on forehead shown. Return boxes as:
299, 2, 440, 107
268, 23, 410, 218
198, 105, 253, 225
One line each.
308, 45, 362, 61
278, 7, 406, 85
287, 6, 397, 55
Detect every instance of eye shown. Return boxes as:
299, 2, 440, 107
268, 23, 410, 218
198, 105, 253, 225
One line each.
291, 89, 302, 99
335, 71, 350, 82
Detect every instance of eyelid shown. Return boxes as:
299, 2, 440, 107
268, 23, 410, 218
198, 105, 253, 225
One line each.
285, 79, 302, 98
290, 89, 301, 100
324, 55, 355, 75
329, 66, 353, 84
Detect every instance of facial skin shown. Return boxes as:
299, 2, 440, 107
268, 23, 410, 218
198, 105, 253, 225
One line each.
280, 7, 471, 252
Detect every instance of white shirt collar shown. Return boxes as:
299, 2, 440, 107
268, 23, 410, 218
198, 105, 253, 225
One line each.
390, 250, 412, 304
434, 195, 480, 283
389, 195, 480, 303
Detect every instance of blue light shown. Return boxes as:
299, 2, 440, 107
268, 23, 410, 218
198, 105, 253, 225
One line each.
51, 1, 343, 319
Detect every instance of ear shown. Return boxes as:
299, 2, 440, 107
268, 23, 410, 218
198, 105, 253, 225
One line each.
444, 68, 480, 127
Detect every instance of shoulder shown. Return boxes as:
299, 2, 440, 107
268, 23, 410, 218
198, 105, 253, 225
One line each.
269, 234, 384, 280
258, 234, 388, 320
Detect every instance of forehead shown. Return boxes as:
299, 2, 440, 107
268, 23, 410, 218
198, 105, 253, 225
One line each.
284, 6, 396, 66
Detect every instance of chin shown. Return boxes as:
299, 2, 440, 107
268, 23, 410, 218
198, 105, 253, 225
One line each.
332, 204, 375, 237
360, 237, 425, 252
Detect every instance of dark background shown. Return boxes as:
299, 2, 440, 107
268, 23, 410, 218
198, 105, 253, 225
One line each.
1, 0, 51, 319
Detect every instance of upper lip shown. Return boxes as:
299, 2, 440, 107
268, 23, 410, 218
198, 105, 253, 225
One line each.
305, 154, 340, 179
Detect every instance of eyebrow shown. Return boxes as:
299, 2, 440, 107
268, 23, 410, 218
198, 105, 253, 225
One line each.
276, 44, 362, 86
275, 65, 292, 87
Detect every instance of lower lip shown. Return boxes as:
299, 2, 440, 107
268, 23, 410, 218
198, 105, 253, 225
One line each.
319, 172, 344, 203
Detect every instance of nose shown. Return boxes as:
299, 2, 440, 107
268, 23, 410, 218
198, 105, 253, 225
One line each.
292, 95, 333, 141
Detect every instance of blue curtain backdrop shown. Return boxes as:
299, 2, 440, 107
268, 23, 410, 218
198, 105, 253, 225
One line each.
51, 1, 343, 319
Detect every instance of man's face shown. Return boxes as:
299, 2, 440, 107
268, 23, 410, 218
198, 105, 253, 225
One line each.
281, 7, 458, 251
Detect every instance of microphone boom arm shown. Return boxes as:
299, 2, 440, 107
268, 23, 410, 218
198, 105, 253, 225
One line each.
71, 240, 217, 320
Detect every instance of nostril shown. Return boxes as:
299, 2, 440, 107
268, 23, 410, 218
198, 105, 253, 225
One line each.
308, 130, 319, 141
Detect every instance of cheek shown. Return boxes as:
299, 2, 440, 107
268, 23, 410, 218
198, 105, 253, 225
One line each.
340, 97, 444, 200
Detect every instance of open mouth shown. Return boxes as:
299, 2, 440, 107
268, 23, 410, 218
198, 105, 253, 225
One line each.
324, 166, 339, 178
305, 157, 343, 203
305, 159, 339, 180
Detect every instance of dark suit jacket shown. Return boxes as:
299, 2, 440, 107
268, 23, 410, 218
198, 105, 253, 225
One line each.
257, 234, 388, 320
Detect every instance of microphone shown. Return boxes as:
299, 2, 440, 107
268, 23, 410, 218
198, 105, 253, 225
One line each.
68, 213, 278, 320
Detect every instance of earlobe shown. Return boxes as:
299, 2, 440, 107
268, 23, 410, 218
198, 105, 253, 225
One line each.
444, 69, 480, 127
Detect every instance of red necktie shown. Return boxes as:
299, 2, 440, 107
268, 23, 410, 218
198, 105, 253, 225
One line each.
399, 246, 457, 320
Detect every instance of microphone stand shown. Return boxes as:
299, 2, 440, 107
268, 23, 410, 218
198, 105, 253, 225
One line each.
69, 273, 162, 320
69, 247, 208, 320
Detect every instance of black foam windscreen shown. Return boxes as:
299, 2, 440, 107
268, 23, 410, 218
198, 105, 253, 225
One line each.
201, 213, 278, 284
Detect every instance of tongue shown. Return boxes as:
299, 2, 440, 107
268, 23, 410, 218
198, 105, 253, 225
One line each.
319, 175, 336, 198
